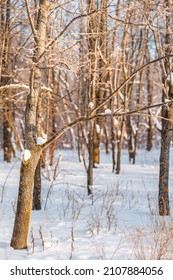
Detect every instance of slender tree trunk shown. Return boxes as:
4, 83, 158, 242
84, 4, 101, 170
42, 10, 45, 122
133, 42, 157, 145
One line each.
146, 65, 153, 151
33, 158, 41, 210
87, 0, 97, 194
1, 0, 13, 162
49, 69, 57, 166
87, 121, 94, 195
159, 80, 173, 216
158, 0, 172, 216
93, 0, 108, 165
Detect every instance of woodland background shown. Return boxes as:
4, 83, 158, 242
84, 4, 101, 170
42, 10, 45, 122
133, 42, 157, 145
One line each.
0, 0, 173, 255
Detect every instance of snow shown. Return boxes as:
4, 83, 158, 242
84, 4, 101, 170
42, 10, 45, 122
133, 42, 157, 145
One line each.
1, 149, 173, 260
104, 109, 112, 115
21, 149, 31, 161
36, 137, 47, 145
0, 84, 53, 92
167, 72, 173, 83
153, 117, 162, 131
95, 124, 100, 134
148, 107, 162, 131
88, 102, 94, 109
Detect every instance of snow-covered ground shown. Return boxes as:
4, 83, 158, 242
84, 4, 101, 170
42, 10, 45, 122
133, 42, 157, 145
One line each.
1, 148, 173, 260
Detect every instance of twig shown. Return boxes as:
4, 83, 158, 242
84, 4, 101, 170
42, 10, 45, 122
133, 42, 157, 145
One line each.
1, 158, 19, 203
44, 154, 62, 210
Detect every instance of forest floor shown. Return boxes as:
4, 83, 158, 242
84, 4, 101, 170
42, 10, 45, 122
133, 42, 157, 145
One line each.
1, 148, 173, 260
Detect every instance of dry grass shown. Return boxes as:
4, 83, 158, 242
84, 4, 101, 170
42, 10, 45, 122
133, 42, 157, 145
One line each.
132, 218, 173, 259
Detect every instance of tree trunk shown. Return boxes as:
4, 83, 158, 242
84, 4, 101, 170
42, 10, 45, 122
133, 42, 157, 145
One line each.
87, 121, 94, 195
32, 93, 42, 210
3, 105, 13, 162
33, 158, 41, 210
159, 81, 173, 216
116, 119, 125, 174
93, 0, 108, 165
87, 0, 97, 194
10, 0, 50, 249
146, 65, 153, 151
159, 121, 171, 216
1, 0, 13, 162
158, 0, 172, 216
10, 147, 42, 249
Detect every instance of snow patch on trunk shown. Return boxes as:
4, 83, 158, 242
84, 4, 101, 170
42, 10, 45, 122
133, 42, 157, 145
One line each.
95, 124, 100, 134
21, 149, 31, 161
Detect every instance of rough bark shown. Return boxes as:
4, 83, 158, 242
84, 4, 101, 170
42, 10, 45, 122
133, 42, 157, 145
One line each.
10, 147, 42, 249
10, 0, 50, 249
33, 158, 41, 210
159, 81, 173, 216
158, 0, 172, 216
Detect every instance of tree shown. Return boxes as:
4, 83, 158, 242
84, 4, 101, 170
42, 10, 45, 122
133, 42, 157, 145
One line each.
158, 0, 173, 216
1, 0, 13, 162
10, 0, 50, 249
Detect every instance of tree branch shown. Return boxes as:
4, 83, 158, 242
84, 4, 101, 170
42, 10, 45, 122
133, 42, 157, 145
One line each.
24, 0, 37, 43
90, 54, 173, 115
42, 99, 173, 151
37, 8, 108, 63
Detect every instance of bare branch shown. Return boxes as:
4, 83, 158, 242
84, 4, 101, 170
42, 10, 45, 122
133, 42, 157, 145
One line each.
37, 8, 107, 63
42, 100, 173, 151
24, 0, 37, 42
90, 54, 173, 115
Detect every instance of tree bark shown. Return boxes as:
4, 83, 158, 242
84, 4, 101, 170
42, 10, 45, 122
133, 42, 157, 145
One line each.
1, 0, 13, 163
10, 0, 50, 249
87, 0, 97, 194
33, 158, 42, 210
158, 0, 172, 216
10, 147, 42, 249
87, 121, 94, 195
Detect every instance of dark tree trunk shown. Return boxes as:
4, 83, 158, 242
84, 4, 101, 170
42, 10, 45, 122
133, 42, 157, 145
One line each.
33, 158, 41, 210
158, 103, 172, 216
146, 66, 153, 151
1, 0, 13, 162
87, 121, 94, 195
158, 0, 172, 216
3, 106, 13, 162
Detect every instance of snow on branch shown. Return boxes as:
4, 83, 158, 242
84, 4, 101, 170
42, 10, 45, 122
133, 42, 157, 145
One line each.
41, 100, 173, 151
36, 137, 47, 145
0, 84, 53, 92
149, 107, 162, 132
